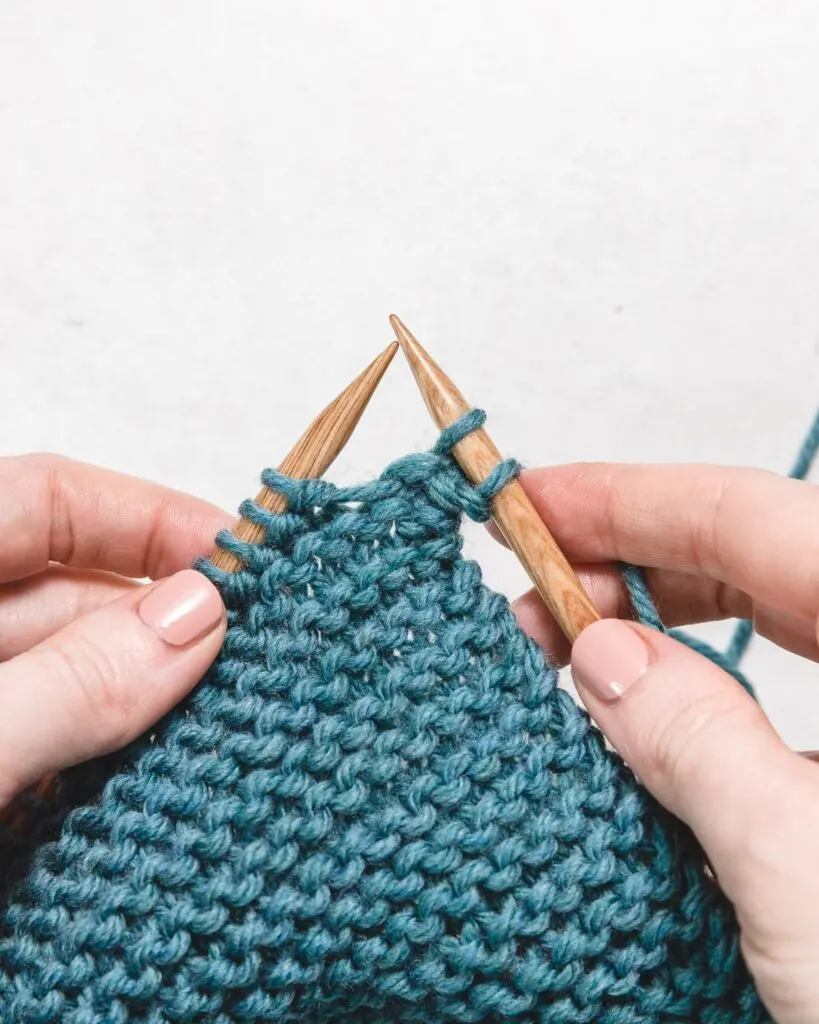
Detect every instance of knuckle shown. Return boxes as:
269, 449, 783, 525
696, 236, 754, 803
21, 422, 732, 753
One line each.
142, 496, 172, 580
0, 452, 69, 475
22, 452, 73, 471
753, 613, 778, 645
713, 578, 741, 619
689, 475, 729, 577
38, 638, 137, 750
0, 454, 80, 576
647, 688, 758, 795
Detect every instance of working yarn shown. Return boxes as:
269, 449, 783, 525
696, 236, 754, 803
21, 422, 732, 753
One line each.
0, 410, 782, 1023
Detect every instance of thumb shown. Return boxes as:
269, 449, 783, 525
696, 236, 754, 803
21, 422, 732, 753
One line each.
570, 619, 819, 1019
0, 569, 225, 807
570, 619, 809, 877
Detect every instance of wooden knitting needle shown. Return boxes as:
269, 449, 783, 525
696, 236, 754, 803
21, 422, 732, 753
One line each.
211, 341, 398, 572
390, 314, 599, 645
0, 343, 397, 832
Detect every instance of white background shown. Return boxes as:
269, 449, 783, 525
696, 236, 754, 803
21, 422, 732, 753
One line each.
1, 3, 817, 746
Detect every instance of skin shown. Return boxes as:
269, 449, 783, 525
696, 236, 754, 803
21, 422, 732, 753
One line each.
0, 453, 232, 804
501, 463, 819, 1024
0, 454, 815, 1022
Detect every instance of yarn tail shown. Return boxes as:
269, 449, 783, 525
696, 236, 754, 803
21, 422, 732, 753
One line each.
623, 406, 819, 697
722, 406, 819, 670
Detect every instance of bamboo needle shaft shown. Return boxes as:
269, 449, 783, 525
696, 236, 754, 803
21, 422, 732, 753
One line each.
389, 314, 599, 645
1, 343, 397, 832
211, 341, 398, 572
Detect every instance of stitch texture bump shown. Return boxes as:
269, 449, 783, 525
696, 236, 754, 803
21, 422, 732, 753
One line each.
0, 413, 770, 1023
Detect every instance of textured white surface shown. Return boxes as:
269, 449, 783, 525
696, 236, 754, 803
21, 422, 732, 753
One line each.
1, 2, 817, 745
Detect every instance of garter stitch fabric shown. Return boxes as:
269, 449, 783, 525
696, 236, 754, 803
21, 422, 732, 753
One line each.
0, 412, 770, 1024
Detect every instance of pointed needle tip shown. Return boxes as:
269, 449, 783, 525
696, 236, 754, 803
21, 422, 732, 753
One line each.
388, 313, 410, 343
211, 339, 397, 575
362, 339, 398, 389
388, 314, 468, 427
388, 314, 422, 363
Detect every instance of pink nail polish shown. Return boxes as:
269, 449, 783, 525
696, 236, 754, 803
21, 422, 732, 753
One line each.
571, 619, 650, 702
138, 570, 224, 647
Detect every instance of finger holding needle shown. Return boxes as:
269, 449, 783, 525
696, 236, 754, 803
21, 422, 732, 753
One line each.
3, 342, 398, 830
389, 314, 599, 645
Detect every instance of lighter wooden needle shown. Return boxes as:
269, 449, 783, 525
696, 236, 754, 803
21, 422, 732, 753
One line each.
211, 340, 398, 572
389, 314, 599, 644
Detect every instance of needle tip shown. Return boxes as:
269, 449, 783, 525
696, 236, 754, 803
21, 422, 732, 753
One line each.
388, 313, 410, 345
388, 314, 422, 362
388, 314, 469, 427
365, 339, 399, 386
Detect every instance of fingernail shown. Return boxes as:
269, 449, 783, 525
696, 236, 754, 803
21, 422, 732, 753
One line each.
138, 570, 224, 646
571, 619, 650, 702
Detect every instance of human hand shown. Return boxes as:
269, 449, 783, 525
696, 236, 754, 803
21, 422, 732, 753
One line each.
496, 463, 819, 1024
0, 455, 232, 811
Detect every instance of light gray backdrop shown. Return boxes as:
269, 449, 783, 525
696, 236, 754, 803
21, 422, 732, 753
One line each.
1, 2, 817, 746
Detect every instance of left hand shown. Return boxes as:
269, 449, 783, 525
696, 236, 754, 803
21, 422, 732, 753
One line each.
0, 454, 233, 810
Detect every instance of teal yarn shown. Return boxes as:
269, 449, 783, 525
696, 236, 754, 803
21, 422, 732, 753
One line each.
722, 407, 819, 668
0, 410, 782, 1023
787, 406, 819, 481
622, 406, 819, 693
618, 567, 756, 698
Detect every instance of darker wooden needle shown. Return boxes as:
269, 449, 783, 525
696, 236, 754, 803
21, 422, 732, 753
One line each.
389, 314, 599, 644
211, 341, 398, 572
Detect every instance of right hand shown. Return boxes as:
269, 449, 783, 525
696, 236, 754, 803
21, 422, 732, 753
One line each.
497, 462, 819, 1024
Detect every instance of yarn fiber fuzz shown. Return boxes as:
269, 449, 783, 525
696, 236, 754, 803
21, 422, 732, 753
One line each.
0, 413, 767, 1023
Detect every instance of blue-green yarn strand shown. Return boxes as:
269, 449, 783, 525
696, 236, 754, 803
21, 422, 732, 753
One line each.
725, 619, 755, 671
619, 564, 665, 632
0, 411, 771, 1023
617, 561, 756, 695
787, 407, 819, 482
725, 406, 819, 665
622, 405, 819, 687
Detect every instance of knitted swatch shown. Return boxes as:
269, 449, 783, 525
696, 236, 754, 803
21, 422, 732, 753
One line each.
0, 411, 773, 1023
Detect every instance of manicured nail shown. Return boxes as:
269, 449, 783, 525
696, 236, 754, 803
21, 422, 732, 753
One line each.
571, 619, 650, 702
138, 570, 224, 646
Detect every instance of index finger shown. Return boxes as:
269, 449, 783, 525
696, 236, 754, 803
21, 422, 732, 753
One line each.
516, 462, 819, 622
0, 454, 234, 583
